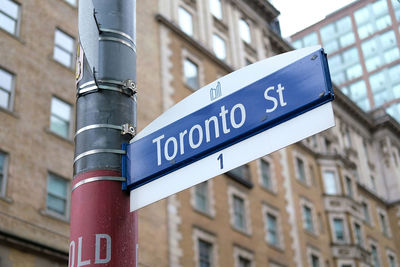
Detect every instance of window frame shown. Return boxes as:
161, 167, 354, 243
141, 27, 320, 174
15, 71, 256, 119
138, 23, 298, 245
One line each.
321, 168, 340, 195
0, 0, 21, 36
300, 198, 317, 235
193, 228, 218, 267
181, 48, 203, 91
262, 203, 284, 249
49, 96, 73, 139
228, 185, 251, 234
212, 32, 227, 61
377, 207, 391, 237
178, 5, 194, 37
53, 28, 75, 68
0, 66, 15, 111
45, 172, 70, 220
191, 180, 215, 217
258, 157, 275, 193
0, 151, 9, 198
233, 246, 254, 267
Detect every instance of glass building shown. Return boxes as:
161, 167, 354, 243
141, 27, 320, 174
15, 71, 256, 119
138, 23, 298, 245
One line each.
291, 0, 400, 121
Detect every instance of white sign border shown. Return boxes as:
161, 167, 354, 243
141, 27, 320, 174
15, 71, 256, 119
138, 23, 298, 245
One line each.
130, 102, 334, 211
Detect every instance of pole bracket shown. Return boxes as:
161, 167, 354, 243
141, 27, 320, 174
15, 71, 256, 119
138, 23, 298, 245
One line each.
121, 123, 136, 137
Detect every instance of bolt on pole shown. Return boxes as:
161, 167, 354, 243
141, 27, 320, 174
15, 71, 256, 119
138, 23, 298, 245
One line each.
70, 0, 138, 266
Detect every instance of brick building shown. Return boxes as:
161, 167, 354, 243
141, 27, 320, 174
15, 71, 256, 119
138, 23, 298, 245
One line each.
0, 0, 400, 266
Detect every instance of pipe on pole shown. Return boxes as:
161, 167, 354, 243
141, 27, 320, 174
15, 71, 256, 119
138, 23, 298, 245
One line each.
70, 0, 138, 266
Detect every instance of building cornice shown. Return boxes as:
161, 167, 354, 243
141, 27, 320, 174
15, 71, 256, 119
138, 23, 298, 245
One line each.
229, 0, 280, 21
0, 230, 68, 261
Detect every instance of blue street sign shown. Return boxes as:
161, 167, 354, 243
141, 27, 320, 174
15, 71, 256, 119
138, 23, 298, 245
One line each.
125, 48, 333, 191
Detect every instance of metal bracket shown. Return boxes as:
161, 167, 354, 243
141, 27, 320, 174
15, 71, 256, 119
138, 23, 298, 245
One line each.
122, 79, 137, 96
121, 123, 136, 137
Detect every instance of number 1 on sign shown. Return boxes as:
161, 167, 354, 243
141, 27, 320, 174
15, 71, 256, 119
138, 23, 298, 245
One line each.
217, 153, 223, 169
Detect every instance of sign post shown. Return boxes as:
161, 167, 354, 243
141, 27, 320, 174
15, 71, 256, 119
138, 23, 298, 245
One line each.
70, 0, 138, 266
125, 46, 335, 211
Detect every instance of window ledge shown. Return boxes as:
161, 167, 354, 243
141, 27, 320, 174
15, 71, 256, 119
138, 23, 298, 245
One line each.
0, 28, 25, 45
260, 185, 277, 195
296, 178, 310, 188
193, 207, 215, 219
0, 106, 19, 119
304, 229, 318, 238
50, 56, 75, 73
232, 225, 252, 237
225, 172, 253, 189
267, 243, 285, 253
0, 195, 13, 204
40, 209, 69, 223
45, 128, 74, 145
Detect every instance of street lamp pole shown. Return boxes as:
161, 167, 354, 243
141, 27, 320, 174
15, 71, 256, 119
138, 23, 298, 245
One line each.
70, 0, 138, 266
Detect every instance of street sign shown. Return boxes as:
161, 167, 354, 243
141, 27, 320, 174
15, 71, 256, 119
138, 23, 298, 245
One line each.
125, 46, 335, 211
78, 0, 99, 72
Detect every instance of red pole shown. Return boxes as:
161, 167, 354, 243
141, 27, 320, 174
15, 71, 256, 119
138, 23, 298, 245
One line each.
69, 170, 137, 266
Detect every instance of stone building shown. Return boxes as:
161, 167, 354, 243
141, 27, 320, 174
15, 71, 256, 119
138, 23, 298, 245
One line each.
0, 0, 399, 267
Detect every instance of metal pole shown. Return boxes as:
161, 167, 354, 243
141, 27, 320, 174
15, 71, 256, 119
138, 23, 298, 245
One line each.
70, 0, 137, 266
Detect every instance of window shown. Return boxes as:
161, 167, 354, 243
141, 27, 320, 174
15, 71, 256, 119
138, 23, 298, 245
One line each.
379, 212, 389, 236
376, 15, 391, 31
370, 71, 386, 92
46, 173, 69, 216
194, 182, 209, 213
333, 218, 345, 242
345, 176, 353, 198
388, 254, 397, 267
183, 58, 199, 90
323, 40, 339, 54
370, 175, 377, 192
362, 202, 371, 223
53, 29, 75, 68
212, 34, 226, 60
239, 257, 251, 267
311, 254, 320, 267
209, 0, 222, 20
354, 223, 363, 245
303, 32, 318, 46
64, 0, 76, 5
239, 19, 251, 44
234, 247, 254, 267
362, 38, 378, 59
260, 159, 273, 190
193, 228, 217, 267
373, 0, 388, 16
321, 23, 335, 42
339, 32, 355, 48
233, 195, 246, 231
303, 205, 314, 232
342, 47, 359, 64
198, 239, 212, 267
296, 157, 306, 183
366, 56, 383, 72
228, 164, 251, 183
266, 213, 278, 246
178, 7, 193, 36
0, 67, 14, 110
358, 23, 374, 39
323, 170, 338, 195
50, 97, 72, 138
371, 244, 380, 267
346, 64, 362, 80
355, 6, 369, 25
0, 0, 20, 35
380, 31, 396, 49
0, 152, 8, 197
384, 47, 400, 64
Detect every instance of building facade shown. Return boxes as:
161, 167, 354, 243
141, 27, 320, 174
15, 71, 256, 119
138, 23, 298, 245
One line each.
290, 0, 400, 123
0, 0, 400, 267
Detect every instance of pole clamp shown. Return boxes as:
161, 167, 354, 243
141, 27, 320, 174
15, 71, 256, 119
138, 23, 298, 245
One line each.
121, 123, 136, 137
